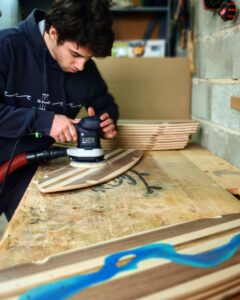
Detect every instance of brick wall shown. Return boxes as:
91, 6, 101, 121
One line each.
192, 0, 240, 167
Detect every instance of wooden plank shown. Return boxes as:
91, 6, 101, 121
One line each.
231, 96, 240, 111
0, 214, 239, 299
180, 144, 240, 195
118, 120, 199, 125
0, 149, 240, 271
102, 142, 188, 150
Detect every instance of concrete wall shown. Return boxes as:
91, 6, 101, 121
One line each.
192, 0, 240, 167
0, 0, 19, 29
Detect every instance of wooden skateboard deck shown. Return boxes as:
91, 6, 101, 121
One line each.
0, 213, 239, 300
101, 120, 199, 150
37, 149, 143, 193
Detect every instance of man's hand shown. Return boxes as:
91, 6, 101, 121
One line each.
50, 114, 80, 142
88, 107, 117, 139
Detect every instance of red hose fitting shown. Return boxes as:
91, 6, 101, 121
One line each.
0, 153, 28, 184
218, 1, 237, 21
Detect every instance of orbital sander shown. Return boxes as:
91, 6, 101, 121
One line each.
67, 116, 105, 167
0, 116, 105, 185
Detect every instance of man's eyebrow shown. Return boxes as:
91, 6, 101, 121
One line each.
70, 50, 83, 57
70, 49, 92, 59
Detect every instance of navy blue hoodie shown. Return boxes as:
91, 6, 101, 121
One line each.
0, 9, 119, 164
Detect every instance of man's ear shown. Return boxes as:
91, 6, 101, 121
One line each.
49, 26, 58, 43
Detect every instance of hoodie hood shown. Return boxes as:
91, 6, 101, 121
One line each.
18, 9, 67, 113
19, 9, 59, 70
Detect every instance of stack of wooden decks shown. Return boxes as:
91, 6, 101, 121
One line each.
101, 120, 199, 150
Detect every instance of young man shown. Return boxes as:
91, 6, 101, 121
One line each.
0, 0, 119, 220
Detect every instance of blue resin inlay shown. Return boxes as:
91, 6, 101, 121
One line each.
19, 234, 240, 300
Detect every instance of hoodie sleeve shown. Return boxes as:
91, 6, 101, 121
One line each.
85, 60, 119, 123
0, 40, 54, 139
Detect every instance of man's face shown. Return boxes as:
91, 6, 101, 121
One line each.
46, 27, 93, 73
52, 41, 92, 73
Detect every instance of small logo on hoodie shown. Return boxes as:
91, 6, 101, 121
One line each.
37, 93, 50, 110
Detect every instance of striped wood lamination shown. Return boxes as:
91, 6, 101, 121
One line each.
0, 213, 239, 300
37, 149, 143, 193
102, 120, 199, 150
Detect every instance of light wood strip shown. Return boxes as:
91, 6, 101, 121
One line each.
118, 120, 199, 125
38, 165, 87, 188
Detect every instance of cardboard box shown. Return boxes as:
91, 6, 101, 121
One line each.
95, 57, 191, 120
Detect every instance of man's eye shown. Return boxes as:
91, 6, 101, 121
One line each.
72, 53, 80, 58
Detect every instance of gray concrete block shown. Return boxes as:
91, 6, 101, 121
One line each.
199, 122, 229, 157
226, 133, 240, 167
204, 33, 234, 78
211, 84, 240, 131
191, 81, 211, 119
194, 40, 208, 78
232, 50, 240, 79
195, 30, 240, 79
193, 0, 240, 79
231, 29, 240, 79
198, 121, 240, 168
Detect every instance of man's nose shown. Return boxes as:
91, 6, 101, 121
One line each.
75, 58, 86, 71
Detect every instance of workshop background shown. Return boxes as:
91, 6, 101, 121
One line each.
0, 0, 240, 236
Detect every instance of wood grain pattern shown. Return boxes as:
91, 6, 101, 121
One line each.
0, 214, 239, 300
37, 149, 143, 193
180, 144, 240, 196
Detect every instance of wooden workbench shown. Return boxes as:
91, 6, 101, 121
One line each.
0, 145, 240, 268
0, 145, 240, 299
0, 144, 240, 271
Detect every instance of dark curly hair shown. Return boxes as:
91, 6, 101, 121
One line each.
45, 0, 114, 57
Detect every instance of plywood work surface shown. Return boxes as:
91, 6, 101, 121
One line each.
0, 145, 240, 270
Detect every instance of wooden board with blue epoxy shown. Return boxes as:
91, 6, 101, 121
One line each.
0, 213, 239, 300
37, 149, 143, 193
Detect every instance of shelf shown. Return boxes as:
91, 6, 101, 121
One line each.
111, 6, 168, 13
